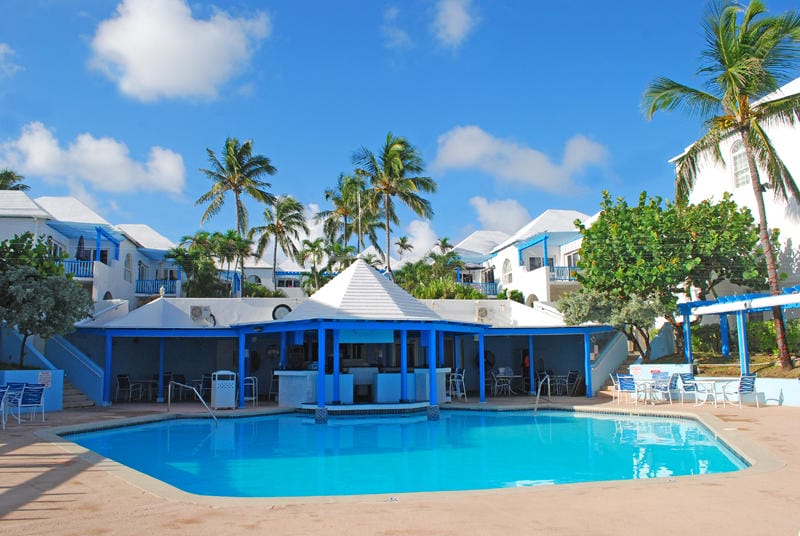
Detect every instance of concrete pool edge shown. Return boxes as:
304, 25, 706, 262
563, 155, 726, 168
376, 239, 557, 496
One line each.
35, 404, 785, 506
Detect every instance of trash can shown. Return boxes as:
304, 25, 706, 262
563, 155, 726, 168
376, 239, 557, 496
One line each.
210, 370, 236, 409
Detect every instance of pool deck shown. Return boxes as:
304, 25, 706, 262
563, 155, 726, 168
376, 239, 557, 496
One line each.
1, 394, 799, 535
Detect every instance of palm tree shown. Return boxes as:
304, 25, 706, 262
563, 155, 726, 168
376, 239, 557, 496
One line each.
196, 137, 277, 291
435, 237, 453, 253
316, 173, 362, 247
643, 0, 800, 370
353, 132, 437, 279
249, 195, 309, 290
326, 241, 357, 272
0, 169, 29, 191
299, 238, 326, 291
395, 236, 414, 257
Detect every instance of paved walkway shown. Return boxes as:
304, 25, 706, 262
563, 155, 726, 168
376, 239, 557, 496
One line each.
1, 395, 799, 535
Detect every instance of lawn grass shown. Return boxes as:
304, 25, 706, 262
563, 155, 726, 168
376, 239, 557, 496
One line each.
655, 352, 800, 379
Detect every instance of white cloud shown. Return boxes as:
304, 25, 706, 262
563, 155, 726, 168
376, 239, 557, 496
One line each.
405, 219, 438, 260
469, 196, 531, 234
381, 6, 412, 49
433, 0, 476, 49
89, 0, 270, 101
0, 43, 23, 78
0, 121, 185, 194
433, 125, 608, 192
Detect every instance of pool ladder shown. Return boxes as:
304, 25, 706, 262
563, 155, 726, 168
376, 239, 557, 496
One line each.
533, 374, 551, 413
167, 380, 218, 426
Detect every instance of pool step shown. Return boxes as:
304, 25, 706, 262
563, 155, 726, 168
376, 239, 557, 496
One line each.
62, 380, 95, 409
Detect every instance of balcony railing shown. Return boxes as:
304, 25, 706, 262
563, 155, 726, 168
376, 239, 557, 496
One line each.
549, 266, 579, 282
460, 281, 498, 296
60, 260, 94, 278
136, 279, 177, 295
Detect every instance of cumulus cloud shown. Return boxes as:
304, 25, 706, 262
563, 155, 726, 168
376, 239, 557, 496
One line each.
405, 219, 438, 260
0, 43, 23, 78
381, 6, 412, 49
433, 125, 608, 192
0, 121, 185, 194
469, 197, 531, 234
433, 0, 477, 49
89, 0, 270, 101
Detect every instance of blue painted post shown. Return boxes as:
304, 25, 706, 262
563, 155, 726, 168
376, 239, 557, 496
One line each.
543, 237, 549, 268
528, 335, 535, 395
456, 266, 461, 283
95, 228, 101, 261
683, 313, 693, 364
332, 329, 340, 404
583, 333, 593, 398
104, 334, 112, 404
437, 331, 444, 366
279, 331, 287, 369
454, 335, 461, 369
478, 333, 486, 403
237, 332, 246, 409
400, 330, 408, 402
719, 314, 730, 357
428, 330, 437, 405
317, 327, 326, 408
157, 337, 165, 403
735, 311, 750, 375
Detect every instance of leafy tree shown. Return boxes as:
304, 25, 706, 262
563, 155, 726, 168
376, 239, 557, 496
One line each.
414, 277, 486, 299
316, 173, 360, 247
299, 238, 326, 292
395, 236, 414, 256
427, 250, 464, 279
643, 0, 800, 369
435, 237, 453, 253
167, 231, 228, 297
196, 137, 277, 291
353, 132, 437, 278
250, 195, 308, 291
497, 288, 524, 303
0, 169, 29, 191
326, 241, 357, 273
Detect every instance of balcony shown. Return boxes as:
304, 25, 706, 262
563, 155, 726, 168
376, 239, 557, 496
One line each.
549, 266, 579, 282
136, 279, 178, 296
60, 260, 94, 278
460, 281, 498, 296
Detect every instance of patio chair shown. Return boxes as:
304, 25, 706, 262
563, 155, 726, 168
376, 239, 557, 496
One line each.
614, 374, 637, 404
724, 373, 759, 408
267, 371, 279, 402
678, 372, 698, 404
170, 374, 189, 400
650, 372, 677, 404
9, 383, 45, 424
552, 369, 579, 396
243, 376, 258, 407
490, 369, 511, 396
449, 368, 467, 401
0, 385, 8, 430
115, 374, 143, 401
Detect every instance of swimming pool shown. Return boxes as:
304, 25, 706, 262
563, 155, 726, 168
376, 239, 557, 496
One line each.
66, 410, 746, 497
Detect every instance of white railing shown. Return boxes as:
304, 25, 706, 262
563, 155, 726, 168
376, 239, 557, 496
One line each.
167, 381, 217, 426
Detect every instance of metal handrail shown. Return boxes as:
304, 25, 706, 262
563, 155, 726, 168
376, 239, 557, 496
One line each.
167, 381, 217, 426
534, 374, 551, 412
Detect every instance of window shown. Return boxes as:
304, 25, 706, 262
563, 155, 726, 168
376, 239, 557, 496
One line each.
137, 261, 148, 281
49, 238, 65, 258
124, 254, 133, 282
731, 140, 749, 189
565, 252, 580, 267
277, 278, 301, 288
87, 249, 109, 265
502, 259, 512, 284
528, 257, 554, 270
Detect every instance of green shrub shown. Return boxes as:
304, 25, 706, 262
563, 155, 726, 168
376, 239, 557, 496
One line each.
691, 318, 800, 355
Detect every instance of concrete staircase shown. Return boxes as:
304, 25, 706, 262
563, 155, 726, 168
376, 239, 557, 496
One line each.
596, 353, 641, 399
62, 379, 95, 409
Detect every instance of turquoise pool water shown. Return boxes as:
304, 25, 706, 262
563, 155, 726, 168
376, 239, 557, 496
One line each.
66, 410, 746, 497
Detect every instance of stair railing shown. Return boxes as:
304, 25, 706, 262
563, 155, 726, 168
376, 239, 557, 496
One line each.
534, 374, 551, 412
167, 381, 217, 426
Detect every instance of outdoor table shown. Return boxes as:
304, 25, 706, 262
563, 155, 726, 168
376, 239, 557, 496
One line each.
496, 374, 522, 395
693, 379, 729, 408
135, 379, 159, 401
633, 379, 655, 405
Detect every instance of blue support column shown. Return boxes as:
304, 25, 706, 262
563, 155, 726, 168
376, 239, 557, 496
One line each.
719, 314, 731, 357
583, 333, 593, 398
279, 331, 287, 369
400, 330, 408, 402
437, 331, 444, 366
735, 311, 750, 375
427, 330, 437, 405
454, 335, 461, 369
317, 327, 326, 408
543, 237, 549, 268
157, 337, 165, 403
237, 332, 246, 408
478, 333, 486, 403
456, 266, 461, 283
528, 335, 535, 395
683, 313, 693, 364
104, 334, 112, 405
332, 329, 340, 404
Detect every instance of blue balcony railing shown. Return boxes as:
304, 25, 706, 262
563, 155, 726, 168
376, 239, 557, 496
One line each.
460, 281, 498, 296
549, 266, 579, 281
136, 279, 177, 295
60, 260, 94, 278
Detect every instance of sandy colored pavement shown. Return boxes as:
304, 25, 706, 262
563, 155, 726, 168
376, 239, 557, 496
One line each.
1, 396, 799, 536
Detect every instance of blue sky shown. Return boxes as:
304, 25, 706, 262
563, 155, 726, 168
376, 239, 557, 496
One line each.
2, 0, 798, 258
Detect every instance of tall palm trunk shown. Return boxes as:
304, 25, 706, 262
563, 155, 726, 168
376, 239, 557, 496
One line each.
273, 239, 279, 291
384, 192, 393, 279
742, 129, 791, 369
234, 191, 246, 297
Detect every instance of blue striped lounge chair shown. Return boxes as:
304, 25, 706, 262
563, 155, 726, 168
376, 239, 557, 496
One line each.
678, 373, 698, 404
650, 372, 678, 404
724, 373, 759, 408
614, 374, 637, 404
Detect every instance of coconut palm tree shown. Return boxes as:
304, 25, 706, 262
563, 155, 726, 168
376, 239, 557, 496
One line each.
395, 236, 414, 257
353, 133, 437, 279
316, 173, 361, 247
299, 238, 326, 291
435, 237, 453, 253
0, 169, 29, 191
249, 195, 309, 290
196, 137, 277, 291
643, 0, 800, 370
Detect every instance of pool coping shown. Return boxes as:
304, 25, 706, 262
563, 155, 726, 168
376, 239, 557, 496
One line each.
35, 403, 784, 506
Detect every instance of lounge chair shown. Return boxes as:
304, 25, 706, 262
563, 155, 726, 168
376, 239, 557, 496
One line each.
9, 383, 45, 423
650, 372, 677, 404
724, 373, 759, 408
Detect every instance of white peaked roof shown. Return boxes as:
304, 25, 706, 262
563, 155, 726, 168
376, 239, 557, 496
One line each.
280, 259, 441, 322
423, 299, 567, 328
493, 209, 591, 252
116, 224, 175, 250
34, 196, 109, 224
0, 191, 51, 218
454, 230, 509, 256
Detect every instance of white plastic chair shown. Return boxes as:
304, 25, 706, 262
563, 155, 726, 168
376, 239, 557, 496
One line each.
449, 369, 467, 401
243, 376, 258, 407
724, 374, 759, 408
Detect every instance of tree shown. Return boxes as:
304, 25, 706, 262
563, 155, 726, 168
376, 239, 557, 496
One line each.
316, 173, 363, 247
299, 238, 326, 292
167, 231, 228, 297
196, 137, 277, 292
353, 132, 437, 279
643, 0, 800, 369
249, 195, 309, 290
0, 169, 29, 191
326, 241, 357, 272
395, 236, 414, 256
435, 237, 453, 253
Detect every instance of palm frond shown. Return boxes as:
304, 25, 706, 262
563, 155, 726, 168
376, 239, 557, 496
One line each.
642, 77, 721, 119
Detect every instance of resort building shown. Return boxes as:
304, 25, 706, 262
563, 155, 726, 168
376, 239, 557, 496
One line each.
0, 192, 182, 309
451, 230, 509, 296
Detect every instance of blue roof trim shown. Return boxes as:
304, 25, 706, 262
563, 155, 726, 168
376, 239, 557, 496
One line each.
139, 248, 170, 261
46, 221, 124, 242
